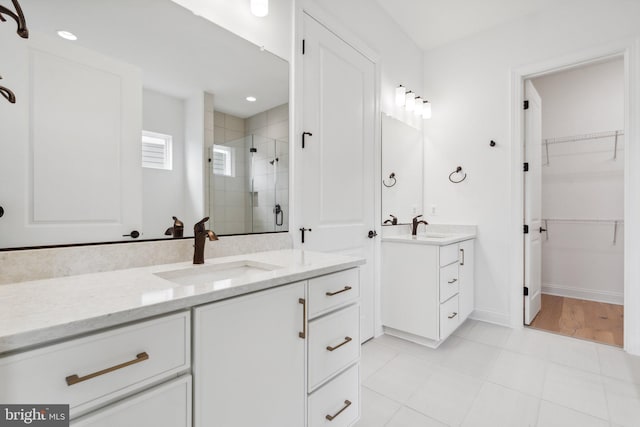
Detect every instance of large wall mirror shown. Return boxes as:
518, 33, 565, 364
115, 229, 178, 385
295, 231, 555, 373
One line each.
381, 115, 423, 225
0, 0, 289, 249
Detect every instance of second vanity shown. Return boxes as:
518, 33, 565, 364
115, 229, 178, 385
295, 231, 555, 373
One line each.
0, 249, 364, 427
381, 225, 476, 348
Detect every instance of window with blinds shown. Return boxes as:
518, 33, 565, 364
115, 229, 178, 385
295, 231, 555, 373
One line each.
212, 145, 234, 177
142, 130, 172, 170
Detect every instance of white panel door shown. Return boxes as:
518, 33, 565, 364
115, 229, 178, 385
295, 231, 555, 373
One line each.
0, 33, 142, 248
300, 14, 376, 342
524, 80, 543, 325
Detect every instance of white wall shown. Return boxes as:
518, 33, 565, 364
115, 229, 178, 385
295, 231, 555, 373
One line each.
304, 0, 424, 126
532, 59, 625, 304
142, 89, 186, 239
423, 0, 640, 325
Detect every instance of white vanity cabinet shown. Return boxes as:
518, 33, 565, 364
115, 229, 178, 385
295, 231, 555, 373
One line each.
194, 268, 362, 427
382, 238, 475, 347
0, 312, 190, 419
193, 282, 306, 427
306, 269, 361, 427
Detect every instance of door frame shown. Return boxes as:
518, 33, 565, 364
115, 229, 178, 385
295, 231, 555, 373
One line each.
293, 1, 383, 336
508, 38, 640, 354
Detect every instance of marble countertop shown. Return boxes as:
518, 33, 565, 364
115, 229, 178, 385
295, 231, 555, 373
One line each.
382, 232, 476, 246
0, 249, 364, 355
381, 224, 477, 246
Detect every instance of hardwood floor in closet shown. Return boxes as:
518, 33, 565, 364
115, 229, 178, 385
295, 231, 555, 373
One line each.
529, 294, 624, 347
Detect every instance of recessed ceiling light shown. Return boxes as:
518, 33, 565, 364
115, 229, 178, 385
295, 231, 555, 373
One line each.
246, 96, 257, 102
57, 30, 78, 41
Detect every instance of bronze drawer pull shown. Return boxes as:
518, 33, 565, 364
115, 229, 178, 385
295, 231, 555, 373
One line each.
448, 312, 458, 319
326, 336, 352, 352
325, 399, 352, 421
298, 298, 307, 339
448, 278, 457, 284
326, 286, 352, 296
65, 352, 149, 386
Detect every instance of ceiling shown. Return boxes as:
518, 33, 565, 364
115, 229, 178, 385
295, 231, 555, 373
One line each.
24, 0, 289, 118
376, 0, 557, 51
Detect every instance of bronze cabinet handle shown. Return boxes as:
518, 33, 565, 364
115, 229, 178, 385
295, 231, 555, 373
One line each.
298, 298, 306, 339
65, 352, 149, 386
448, 278, 457, 284
326, 336, 352, 352
325, 399, 352, 421
460, 248, 465, 265
326, 286, 352, 296
448, 312, 458, 319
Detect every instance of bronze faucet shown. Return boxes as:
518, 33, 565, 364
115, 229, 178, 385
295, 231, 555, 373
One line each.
384, 214, 398, 225
412, 215, 428, 236
193, 217, 218, 264
165, 216, 185, 238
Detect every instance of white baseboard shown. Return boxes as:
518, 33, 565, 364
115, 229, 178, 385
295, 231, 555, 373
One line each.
542, 283, 623, 305
469, 309, 511, 327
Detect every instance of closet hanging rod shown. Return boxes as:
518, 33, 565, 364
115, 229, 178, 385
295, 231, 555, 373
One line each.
543, 218, 624, 224
543, 130, 624, 145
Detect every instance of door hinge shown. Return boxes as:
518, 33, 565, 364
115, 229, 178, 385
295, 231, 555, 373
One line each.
524, 286, 529, 296
302, 39, 305, 55
523, 162, 529, 172
524, 100, 529, 110
524, 224, 529, 234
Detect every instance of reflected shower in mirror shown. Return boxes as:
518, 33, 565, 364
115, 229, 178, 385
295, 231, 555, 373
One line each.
381, 115, 424, 224
208, 105, 289, 234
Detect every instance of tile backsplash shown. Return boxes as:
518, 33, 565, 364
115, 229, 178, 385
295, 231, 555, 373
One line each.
0, 233, 292, 285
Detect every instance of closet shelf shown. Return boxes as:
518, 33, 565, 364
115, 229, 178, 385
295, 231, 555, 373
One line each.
542, 130, 624, 165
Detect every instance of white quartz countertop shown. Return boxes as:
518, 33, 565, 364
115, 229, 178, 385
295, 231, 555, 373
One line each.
0, 249, 364, 354
382, 232, 476, 246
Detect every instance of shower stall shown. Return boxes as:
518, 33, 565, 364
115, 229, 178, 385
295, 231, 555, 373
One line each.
208, 134, 289, 235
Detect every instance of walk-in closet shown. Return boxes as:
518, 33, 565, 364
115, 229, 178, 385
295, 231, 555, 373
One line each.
529, 57, 625, 346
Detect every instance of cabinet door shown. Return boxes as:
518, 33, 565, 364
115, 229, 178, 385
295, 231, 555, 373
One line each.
194, 282, 306, 427
71, 376, 191, 427
459, 240, 475, 320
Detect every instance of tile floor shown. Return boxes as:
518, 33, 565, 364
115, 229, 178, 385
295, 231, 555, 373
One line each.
356, 320, 640, 427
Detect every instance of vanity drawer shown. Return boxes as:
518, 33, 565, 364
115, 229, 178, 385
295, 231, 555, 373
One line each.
0, 311, 190, 418
440, 295, 460, 340
439, 262, 459, 303
308, 304, 360, 391
439, 243, 460, 267
308, 268, 360, 317
308, 363, 360, 427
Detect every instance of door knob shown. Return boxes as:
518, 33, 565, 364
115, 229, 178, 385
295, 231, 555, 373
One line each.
367, 230, 378, 238
123, 230, 140, 239
539, 227, 547, 233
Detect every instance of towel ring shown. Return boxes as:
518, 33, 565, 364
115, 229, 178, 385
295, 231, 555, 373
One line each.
383, 172, 397, 188
448, 166, 466, 184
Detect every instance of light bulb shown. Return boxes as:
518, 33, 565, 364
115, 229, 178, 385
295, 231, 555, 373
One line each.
395, 85, 405, 107
414, 97, 423, 116
405, 91, 415, 112
422, 101, 432, 119
251, 0, 269, 17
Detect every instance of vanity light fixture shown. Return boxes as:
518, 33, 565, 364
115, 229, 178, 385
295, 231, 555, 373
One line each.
405, 91, 415, 112
246, 96, 257, 102
422, 100, 432, 119
57, 30, 77, 41
250, 0, 269, 17
395, 85, 406, 107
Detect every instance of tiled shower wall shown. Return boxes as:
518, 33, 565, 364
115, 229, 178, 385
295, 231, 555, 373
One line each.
246, 104, 290, 232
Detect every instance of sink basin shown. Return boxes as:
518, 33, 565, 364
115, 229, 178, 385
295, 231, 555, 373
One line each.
422, 233, 449, 239
155, 260, 282, 286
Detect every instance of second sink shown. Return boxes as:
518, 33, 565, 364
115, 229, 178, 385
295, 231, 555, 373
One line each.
155, 260, 283, 286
